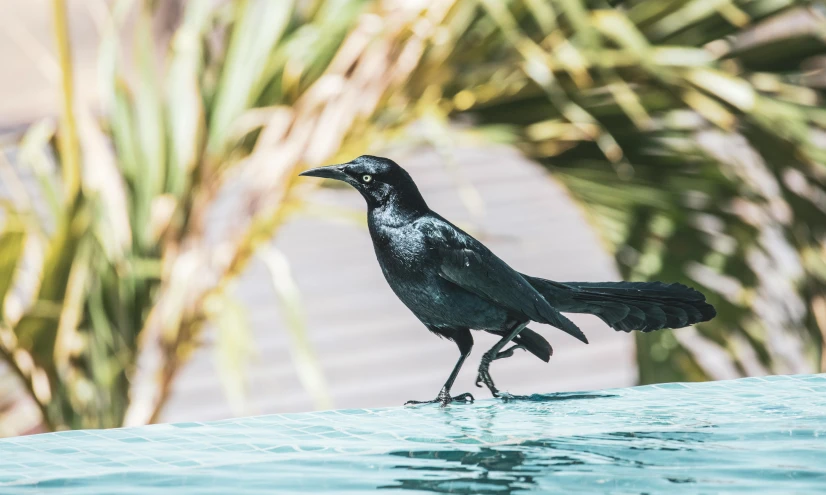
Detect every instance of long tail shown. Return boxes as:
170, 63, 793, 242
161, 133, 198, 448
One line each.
523, 277, 716, 332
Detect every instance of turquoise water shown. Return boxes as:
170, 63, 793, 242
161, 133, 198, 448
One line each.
1, 374, 825, 494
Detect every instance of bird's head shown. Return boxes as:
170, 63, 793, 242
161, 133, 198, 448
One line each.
299, 155, 428, 212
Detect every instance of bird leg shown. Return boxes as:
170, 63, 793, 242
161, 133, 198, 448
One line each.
476, 322, 529, 397
406, 346, 474, 407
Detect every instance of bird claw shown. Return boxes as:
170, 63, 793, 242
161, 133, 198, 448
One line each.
475, 365, 500, 397
475, 351, 502, 396
405, 391, 475, 407
474, 364, 488, 388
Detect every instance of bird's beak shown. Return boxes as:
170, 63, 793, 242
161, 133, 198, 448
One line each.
299, 164, 348, 182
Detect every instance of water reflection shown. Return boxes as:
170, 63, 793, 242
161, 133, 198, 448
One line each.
381, 429, 720, 493
376, 387, 826, 493
382, 447, 537, 494
380, 391, 630, 492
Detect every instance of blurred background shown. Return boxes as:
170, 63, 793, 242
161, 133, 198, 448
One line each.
1, 0, 824, 437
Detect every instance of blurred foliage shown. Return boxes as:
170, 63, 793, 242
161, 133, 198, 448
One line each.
0, 0, 360, 433
1, 0, 825, 435
443, 0, 826, 382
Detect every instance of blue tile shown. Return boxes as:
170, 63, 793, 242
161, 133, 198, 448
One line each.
0, 374, 824, 494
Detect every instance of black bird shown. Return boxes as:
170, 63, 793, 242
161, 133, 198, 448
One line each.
300, 156, 716, 406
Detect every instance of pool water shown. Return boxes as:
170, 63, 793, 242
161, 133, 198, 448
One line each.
1, 374, 825, 494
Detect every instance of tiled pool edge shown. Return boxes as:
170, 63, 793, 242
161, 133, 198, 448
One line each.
2, 373, 825, 494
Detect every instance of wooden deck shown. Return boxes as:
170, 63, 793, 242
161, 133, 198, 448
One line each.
161, 146, 637, 421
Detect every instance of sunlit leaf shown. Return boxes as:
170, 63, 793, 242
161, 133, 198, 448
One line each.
132, 8, 167, 249
207, 0, 295, 156
16, 120, 61, 222
165, 0, 211, 198
0, 211, 26, 320
77, 109, 132, 258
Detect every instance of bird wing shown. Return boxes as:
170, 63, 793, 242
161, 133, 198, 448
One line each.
422, 217, 588, 343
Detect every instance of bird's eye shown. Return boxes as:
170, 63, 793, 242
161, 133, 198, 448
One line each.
362, 174, 372, 183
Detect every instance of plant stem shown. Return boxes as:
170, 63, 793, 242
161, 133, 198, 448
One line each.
0, 340, 55, 432
51, 0, 81, 203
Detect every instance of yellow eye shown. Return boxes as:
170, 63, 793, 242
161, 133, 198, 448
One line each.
362, 174, 372, 183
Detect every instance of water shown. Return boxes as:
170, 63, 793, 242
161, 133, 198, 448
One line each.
1, 374, 825, 494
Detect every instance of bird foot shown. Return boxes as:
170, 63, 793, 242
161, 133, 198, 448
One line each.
475, 371, 500, 396
405, 390, 474, 407
475, 359, 500, 397
474, 345, 526, 396
495, 344, 527, 360
475, 349, 504, 396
